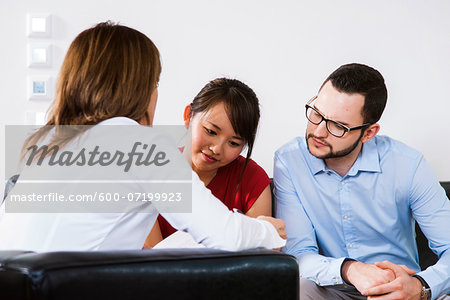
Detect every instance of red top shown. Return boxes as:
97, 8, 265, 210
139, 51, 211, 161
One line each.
157, 155, 271, 238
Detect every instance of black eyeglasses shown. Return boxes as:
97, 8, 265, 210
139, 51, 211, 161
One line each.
305, 96, 370, 138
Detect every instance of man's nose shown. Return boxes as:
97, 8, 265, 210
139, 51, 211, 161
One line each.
313, 120, 329, 138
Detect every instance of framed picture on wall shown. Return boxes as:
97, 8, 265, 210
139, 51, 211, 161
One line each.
27, 76, 53, 101
27, 44, 52, 68
27, 13, 52, 38
25, 111, 47, 125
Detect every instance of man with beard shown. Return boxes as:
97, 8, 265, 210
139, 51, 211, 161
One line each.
274, 63, 450, 299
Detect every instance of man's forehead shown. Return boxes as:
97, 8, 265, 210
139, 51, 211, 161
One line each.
315, 83, 365, 122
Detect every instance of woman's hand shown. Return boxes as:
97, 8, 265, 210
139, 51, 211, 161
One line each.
257, 216, 287, 240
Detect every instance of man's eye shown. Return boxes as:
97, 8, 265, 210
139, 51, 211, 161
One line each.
330, 122, 346, 131
310, 110, 322, 121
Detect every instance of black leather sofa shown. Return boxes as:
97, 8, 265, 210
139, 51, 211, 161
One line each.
0, 248, 298, 300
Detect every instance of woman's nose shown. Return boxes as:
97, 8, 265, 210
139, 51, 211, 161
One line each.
209, 142, 223, 155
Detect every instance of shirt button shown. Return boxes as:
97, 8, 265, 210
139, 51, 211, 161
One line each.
344, 215, 348, 220
348, 243, 353, 248
341, 181, 345, 186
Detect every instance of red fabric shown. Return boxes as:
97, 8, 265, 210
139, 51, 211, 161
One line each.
158, 155, 271, 238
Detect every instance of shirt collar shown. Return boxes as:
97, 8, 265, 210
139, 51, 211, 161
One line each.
351, 138, 381, 175
305, 137, 381, 176
97, 117, 139, 126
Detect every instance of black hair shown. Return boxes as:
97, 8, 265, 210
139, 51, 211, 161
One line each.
321, 63, 387, 124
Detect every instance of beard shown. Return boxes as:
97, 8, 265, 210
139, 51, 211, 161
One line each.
306, 130, 364, 159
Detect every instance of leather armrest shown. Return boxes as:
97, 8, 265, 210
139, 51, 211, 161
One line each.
0, 248, 299, 300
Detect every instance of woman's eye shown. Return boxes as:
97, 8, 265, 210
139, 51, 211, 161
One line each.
229, 141, 241, 147
204, 127, 216, 135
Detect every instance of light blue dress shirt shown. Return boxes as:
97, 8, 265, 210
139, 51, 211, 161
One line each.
274, 135, 450, 299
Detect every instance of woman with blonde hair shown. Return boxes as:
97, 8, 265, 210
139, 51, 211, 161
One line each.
0, 21, 286, 251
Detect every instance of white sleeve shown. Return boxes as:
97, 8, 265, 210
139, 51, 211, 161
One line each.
160, 171, 286, 251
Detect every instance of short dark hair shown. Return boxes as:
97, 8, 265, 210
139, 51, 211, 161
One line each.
320, 63, 388, 124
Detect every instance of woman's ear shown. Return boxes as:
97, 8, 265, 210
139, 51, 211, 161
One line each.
183, 105, 192, 128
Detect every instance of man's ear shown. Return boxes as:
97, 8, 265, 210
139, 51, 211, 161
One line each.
183, 105, 192, 128
361, 123, 380, 143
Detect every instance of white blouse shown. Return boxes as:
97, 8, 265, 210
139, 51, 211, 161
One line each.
0, 117, 284, 251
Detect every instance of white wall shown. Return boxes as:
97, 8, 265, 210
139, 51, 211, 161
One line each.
1, 0, 450, 194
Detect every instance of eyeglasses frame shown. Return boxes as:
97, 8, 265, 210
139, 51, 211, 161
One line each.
305, 96, 371, 138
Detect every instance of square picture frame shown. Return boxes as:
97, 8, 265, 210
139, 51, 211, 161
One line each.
27, 44, 52, 68
27, 76, 53, 101
25, 111, 47, 125
27, 13, 52, 38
